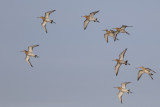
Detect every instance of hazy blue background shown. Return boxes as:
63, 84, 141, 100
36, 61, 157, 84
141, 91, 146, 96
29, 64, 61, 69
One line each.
0, 0, 160, 107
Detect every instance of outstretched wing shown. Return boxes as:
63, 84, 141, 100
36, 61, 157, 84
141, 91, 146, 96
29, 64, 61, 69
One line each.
121, 82, 131, 89
84, 19, 90, 30
25, 55, 33, 67
41, 21, 47, 33
137, 70, 144, 81
119, 48, 127, 60
113, 31, 119, 41
146, 68, 156, 73
118, 91, 123, 104
28, 45, 39, 52
115, 63, 121, 76
45, 10, 56, 19
90, 10, 99, 17
104, 33, 109, 43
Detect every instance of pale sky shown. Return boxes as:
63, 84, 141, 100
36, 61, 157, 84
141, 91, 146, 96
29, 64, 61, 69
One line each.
0, 0, 160, 107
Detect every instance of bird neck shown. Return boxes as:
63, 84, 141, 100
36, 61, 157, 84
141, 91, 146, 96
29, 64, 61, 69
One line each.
141, 67, 146, 71
24, 50, 28, 55
106, 30, 110, 34
117, 87, 122, 91
41, 17, 45, 21
116, 28, 121, 31
84, 16, 89, 19
116, 59, 120, 63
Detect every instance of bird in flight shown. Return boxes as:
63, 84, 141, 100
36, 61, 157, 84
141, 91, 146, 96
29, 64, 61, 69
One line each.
37, 10, 56, 33
113, 25, 132, 35
21, 45, 39, 67
82, 10, 100, 30
113, 48, 130, 76
103, 29, 119, 43
136, 66, 156, 80
114, 82, 132, 104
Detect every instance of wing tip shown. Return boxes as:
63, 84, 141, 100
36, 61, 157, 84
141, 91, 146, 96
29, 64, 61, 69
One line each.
116, 73, 118, 76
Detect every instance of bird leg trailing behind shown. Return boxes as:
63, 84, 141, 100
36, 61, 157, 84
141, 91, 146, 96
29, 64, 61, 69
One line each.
126, 32, 130, 35
149, 73, 153, 80
115, 38, 119, 41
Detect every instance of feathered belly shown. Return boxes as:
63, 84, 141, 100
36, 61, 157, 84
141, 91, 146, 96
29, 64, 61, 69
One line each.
28, 52, 35, 57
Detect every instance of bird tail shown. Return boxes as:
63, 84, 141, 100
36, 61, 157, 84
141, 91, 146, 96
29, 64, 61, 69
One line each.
95, 18, 99, 23
125, 60, 128, 65
127, 89, 132, 94
125, 60, 130, 65
35, 55, 39, 58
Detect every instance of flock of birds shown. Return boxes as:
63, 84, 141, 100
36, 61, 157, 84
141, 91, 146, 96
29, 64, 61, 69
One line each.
20, 10, 156, 104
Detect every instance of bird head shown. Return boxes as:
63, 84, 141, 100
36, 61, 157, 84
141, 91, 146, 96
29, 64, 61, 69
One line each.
102, 29, 108, 32
136, 66, 144, 69
122, 25, 127, 27
112, 59, 119, 62
113, 28, 119, 30
81, 16, 88, 19
20, 50, 27, 53
113, 28, 121, 32
122, 25, 133, 27
37, 16, 45, 20
114, 87, 121, 90
20, 50, 25, 52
